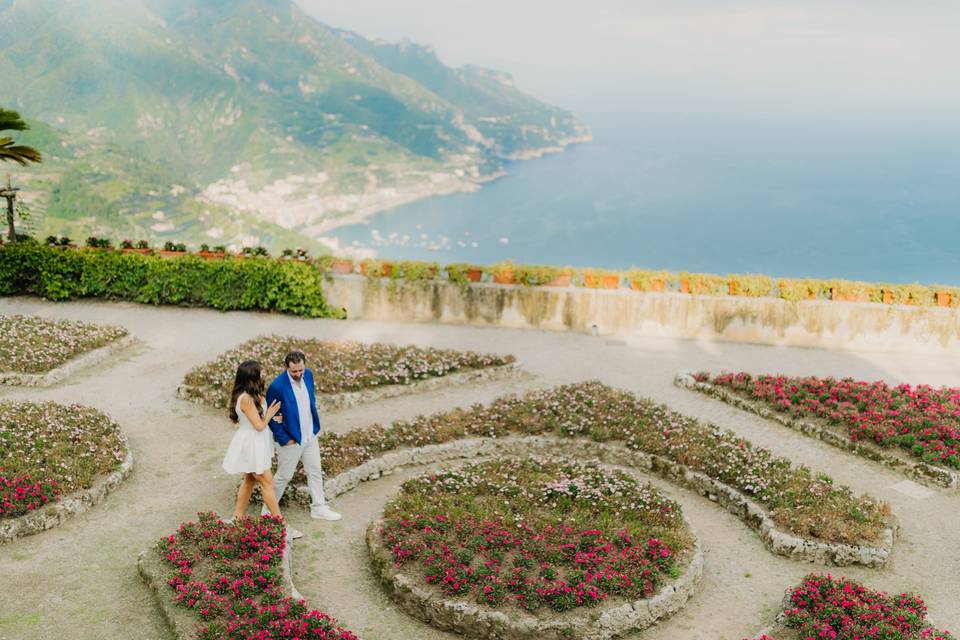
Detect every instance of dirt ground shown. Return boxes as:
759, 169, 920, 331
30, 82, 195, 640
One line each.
0, 296, 957, 640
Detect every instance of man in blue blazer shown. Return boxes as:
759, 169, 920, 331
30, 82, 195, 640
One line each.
264, 350, 341, 524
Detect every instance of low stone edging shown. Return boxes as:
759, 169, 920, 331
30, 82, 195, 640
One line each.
177, 363, 523, 412
366, 516, 703, 640
286, 435, 896, 567
0, 334, 136, 387
674, 371, 959, 488
0, 433, 134, 544
137, 530, 299, 640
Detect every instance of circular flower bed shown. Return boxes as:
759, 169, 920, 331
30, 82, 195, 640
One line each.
182, 335, 516, 408
373, 456, 695, 630
0, 401, 126, 519
0, 314, 128, 375
746, 573, 954, 640
306, 382, 889, 548
153, 513, 357, 639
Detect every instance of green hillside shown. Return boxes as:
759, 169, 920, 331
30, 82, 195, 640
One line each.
0, 0, 589, 249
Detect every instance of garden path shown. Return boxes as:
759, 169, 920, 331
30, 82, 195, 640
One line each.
0, 296, 958, 640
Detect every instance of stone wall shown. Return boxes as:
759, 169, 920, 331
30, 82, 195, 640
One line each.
322, 276, 960, 354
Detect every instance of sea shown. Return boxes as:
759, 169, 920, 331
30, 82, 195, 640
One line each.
324, 112, 960, 285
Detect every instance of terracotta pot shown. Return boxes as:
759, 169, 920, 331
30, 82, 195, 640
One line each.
831, 288, 868, 303
466, 268, 482, 283
630, 280, 665, 292
544, 274, 572, 287
583, 274, 599, 288
493, 270, 515, 285
728, 281, 738, 295
936, 291, 951, 307
158, 250, 186, 258
331, 260, 353, 274
882, 289, 894, 305
382, 264, 394, 278
599, 275, 620, 289
679, 278, 690, 293
199, 251, 225, 260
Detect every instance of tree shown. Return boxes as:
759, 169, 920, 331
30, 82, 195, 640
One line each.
0, 107, 42, 241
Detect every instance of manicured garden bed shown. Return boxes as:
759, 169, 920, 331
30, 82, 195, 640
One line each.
746, 573, 954, 640
300, 382, 890, 549
368, 457, 700, 639
180, 335, 516, 409
686, 372, 960, 485
0, 313, 128, 375
382, 457, 691, 610
140, 512, 357, 639
0, 401, 131, 542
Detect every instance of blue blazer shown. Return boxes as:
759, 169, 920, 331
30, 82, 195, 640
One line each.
266, 369, 321, 445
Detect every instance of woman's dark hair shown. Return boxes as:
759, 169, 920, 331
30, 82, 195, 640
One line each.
229, 360, 265, 423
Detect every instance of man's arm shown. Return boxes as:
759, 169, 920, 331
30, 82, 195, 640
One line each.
265, 381, 291, 445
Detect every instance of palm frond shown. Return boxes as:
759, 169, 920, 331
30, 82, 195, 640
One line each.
0, 137, 42, 165
0, 107, 30, 133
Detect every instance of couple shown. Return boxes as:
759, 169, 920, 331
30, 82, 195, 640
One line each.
222, 350, 341, 537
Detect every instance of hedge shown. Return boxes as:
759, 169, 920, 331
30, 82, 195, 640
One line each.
0, 242, 340, 318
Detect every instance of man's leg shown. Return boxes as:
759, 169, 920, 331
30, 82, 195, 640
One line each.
262, 441, 302, 516
301, 437, 339, 519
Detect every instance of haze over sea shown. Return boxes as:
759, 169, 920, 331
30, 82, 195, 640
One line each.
305, 1, 960, 286
325, 111, 960, 285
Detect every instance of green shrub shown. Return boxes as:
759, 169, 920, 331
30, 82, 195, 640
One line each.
0, 243, 341, 318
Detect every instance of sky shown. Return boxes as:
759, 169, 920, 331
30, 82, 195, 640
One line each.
296, 1, 960, 124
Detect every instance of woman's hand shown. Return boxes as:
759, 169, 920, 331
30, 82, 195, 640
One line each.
265, 399, 282, 419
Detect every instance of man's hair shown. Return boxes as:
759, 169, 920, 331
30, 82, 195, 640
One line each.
284, 350, 306, 367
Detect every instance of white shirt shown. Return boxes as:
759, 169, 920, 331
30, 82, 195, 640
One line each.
288, 371, 313, 442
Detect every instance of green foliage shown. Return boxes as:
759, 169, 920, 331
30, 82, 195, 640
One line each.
513, 263, 570, 286
625, 268, 672, 291
444, 263, 482, 288
729, 274, 774, 297
681, 272, 726, 295
393, 260, 438, 282
0, 243, 341, 318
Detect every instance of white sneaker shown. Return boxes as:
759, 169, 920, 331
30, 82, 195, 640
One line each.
286, 525, 304, 540
311, 506, 342, 521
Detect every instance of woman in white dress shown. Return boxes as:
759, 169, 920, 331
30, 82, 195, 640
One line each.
223, 359, 284, 520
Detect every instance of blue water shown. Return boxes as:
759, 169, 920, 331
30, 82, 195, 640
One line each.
326, 113, 960, 285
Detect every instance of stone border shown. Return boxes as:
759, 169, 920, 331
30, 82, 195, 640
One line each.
286, 435, 897, 567
674, 371, 959, 488
0, 334, 136, 387
177, 362, 523, 412
365, 461, 705, 640
138, 526, 299, 640
0, 433, 134, 544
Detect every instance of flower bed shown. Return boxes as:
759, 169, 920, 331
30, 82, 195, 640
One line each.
380, 457, 692, 613
745, 573, 954, 640
0, 314, 128, 375
301, 382, 890, 548
180, 335, 516, 409
0, 402, 126, 516
0, 401, 132, 543
693, 372, 960, 474
144, 512, 357, 639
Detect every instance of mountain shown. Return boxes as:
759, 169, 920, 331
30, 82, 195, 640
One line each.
0, 0, 590, 250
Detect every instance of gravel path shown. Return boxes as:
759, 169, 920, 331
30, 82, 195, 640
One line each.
0, 297, 957, 640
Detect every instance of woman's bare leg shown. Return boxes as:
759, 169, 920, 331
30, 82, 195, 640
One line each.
254, 469, 282, 517
233, 473, 256, 519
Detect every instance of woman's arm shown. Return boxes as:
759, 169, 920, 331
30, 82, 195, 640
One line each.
240, 395, 281, 432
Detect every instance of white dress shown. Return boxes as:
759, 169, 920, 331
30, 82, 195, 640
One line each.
222, 394, 274, 474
